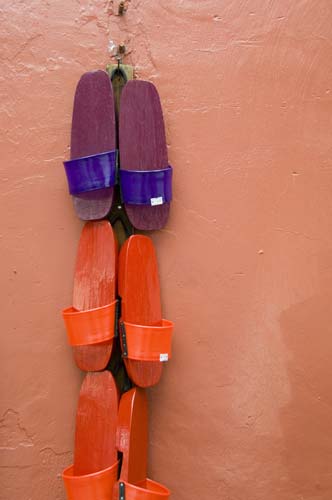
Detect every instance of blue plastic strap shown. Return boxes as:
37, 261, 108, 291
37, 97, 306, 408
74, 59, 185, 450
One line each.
119, 166, 173, 205
63, 150, 117, 195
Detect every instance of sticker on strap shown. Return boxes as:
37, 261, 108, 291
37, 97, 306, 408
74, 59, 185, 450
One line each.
160, 353, 168, 362
151, 196, 164, 206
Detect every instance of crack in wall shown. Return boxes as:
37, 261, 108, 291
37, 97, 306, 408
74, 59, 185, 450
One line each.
0, 410, 34, 450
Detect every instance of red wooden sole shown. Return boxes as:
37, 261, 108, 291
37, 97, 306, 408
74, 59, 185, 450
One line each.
117, 387, 148, 485
72, 220, 117, 371
118, 235, 163, 387
74, 371, 119, 475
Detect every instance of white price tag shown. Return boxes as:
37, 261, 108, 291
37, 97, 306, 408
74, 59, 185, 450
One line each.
159, 353, 168, 362
151, 196, 164, 206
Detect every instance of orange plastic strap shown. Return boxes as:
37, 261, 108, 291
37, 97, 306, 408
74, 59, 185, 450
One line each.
116, 479, 170, 499
62, 460, 119, 500
62, 300, 117, 346
120, 319, 173, 362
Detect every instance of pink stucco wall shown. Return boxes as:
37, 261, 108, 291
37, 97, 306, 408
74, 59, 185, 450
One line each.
2, 1, 332, 499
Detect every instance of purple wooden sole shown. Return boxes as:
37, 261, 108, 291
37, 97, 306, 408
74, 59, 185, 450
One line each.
119, 81, 170, 230
70, 70, 116, 220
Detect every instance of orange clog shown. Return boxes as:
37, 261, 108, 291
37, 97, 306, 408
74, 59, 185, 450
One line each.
116, 387, 148, 485
118, 235, 173, 387
74, 371, 119, 475
115, 387, 170, 499
62, 220, 117, 371
62, 371, 119, 499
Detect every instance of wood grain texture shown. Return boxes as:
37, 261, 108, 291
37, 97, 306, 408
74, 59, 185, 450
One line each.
118, 235, 163, 387
70, 70, 116, 220
117, 387, 148, 485
119, 80, 170, 230
72, 220, 117, 371
74, 371, 118, 475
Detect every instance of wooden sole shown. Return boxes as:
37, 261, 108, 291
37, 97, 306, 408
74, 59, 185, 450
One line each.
70, 70, 116, 220
72, 220, 117, 371
118, 235, 164, 387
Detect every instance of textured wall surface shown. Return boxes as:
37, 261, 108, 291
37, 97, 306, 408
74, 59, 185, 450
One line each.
1, 1, 332, 499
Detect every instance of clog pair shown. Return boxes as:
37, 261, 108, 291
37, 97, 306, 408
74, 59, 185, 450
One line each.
62, 221, 173, 388
63, 70, 172, 230
63, 373, 169, 500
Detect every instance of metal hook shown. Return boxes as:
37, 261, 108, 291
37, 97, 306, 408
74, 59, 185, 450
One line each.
118, 1, 126, 16
115, 44, 126, 69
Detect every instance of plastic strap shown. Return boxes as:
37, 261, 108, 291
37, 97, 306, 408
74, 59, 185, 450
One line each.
116, 479, 170, 499
120, 319, 173, 362
62, 300, 117, 346
62, 460, 119, 499
119, 166, 172, 206
63, 150, 117, 195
